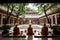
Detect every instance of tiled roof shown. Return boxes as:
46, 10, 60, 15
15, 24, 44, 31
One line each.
26, 11, 38, 14
0, 6, 16, 16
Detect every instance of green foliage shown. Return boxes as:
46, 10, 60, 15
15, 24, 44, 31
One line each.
33, 3, 59, 15
0, 3, 59, 15
38, 7, 44, 14
13, 3, 28, 18
50, 25, 60, 30
0, 3, 28, 16
0, 25, 12, 30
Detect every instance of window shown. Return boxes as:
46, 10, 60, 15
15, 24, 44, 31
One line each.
57, 14, 60, 24
0, 14, 1, 24
47, 17, 50, 24
14, 18, 16, 24
44, 18, 46, 23
2, 15, 6, 24
10, 17, 13, 24
53, 16, 55, 24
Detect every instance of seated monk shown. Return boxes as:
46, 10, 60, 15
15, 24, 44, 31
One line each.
27, 24, 34, 35
41, 24, 48, 36
13, 25, 20, 36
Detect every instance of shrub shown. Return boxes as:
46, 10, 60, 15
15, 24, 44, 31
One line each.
0, 25, 12, 30
50, 25, 60, 35
50, 25, 59, 30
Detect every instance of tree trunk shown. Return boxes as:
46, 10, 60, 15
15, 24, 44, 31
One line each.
4, 4, 10, 25
6, 4, 10, 17
43, 6, 51, 27
16, 15, 19, 25
5, 4, 15, 25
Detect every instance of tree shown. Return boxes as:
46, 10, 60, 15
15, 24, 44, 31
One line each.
13, 3, 28, 24
0, 3, 15, 25
0, 4, 16, 30
0, 3, 29, 25
6, 4, 15, 24
33, 3, 58, 27
41, 3, 59, 27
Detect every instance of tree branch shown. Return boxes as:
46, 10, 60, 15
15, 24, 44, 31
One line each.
6, 4, 10, 17
6, 4, 15, 24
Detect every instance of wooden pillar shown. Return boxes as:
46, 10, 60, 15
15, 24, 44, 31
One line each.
55, 14, 57, 25
1, 14, 3, 26
9, 18, 10, 24
50, 16, 53, 25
